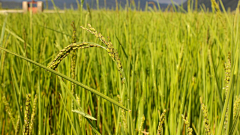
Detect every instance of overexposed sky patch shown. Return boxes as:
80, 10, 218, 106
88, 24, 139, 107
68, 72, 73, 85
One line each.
153, 0, 187, 4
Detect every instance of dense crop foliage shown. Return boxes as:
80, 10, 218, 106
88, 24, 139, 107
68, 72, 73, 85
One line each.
0, 5, 240, 135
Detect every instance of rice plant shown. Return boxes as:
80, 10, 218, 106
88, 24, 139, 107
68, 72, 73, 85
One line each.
0, 1, 240, 134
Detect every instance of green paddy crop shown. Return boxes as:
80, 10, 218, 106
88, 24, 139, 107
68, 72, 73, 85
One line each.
0, 2, 240, 135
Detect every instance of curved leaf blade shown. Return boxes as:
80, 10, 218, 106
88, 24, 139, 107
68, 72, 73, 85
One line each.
0, 46, 128, 110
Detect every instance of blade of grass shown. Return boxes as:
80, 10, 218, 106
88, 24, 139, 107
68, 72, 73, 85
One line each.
86, 119, 101, 135
116, 36, 128, 59
208, 46, 223, 110
65, 109, 78, 135
0, 16, 7, 47
72, 110, 96, 120
33, 23, 72, 37
10, 66, 23, 131
5, 28, 30, 47
62, 94, 100, 134
57, 76, 97, 121
0, 46, 128, 110
37, 75, 42, 135
217, 63, 236, 134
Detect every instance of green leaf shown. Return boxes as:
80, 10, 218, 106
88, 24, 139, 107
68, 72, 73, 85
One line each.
0, 46, 128, 110
0, 15, 7, 47
72, 110, 97, 120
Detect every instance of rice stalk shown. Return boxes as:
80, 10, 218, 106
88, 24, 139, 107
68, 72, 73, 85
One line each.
210, 0, 220, 13
2, 95, 16, 131
121, 109, 127, 133
0, 46, 128, 110
182, 115, 193, 135
224, 52, 231, 132
138, 116, 145, 135
0, 40, 9, 85
71, 21, 77, 110
233, 96, 240, 119
23, 94, 31, 135
80, 24, 125, 83
224, 52, 231, 98
29, 95, 37, 135
208, 45, 223, 109
49, 23, 125, 84
48, 42, 105, 70
229, 96, 240, 134
187, 0, 191, 12
200, 97, 211, 135
157, 109, 166, 135
22, 27, 28, 57
1, 8, 240, 135
195, 0, 198, 12
76, 95, 82, 126
15, 115, 20, 135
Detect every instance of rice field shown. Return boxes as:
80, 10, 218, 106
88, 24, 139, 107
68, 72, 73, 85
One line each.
0, 4, 240, 135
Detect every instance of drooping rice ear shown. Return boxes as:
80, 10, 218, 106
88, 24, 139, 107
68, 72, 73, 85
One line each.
48, 42, 105, 70
200, 97, 211, 135
157, 109, 166, 135
23, 94, 31, 135
81, 24, 126, 83
29, 95, 37, 135
182, 115, 193, 135
2, 95, 16, 131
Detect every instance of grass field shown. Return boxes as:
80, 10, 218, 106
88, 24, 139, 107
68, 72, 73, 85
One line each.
0, 4, 240, 135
